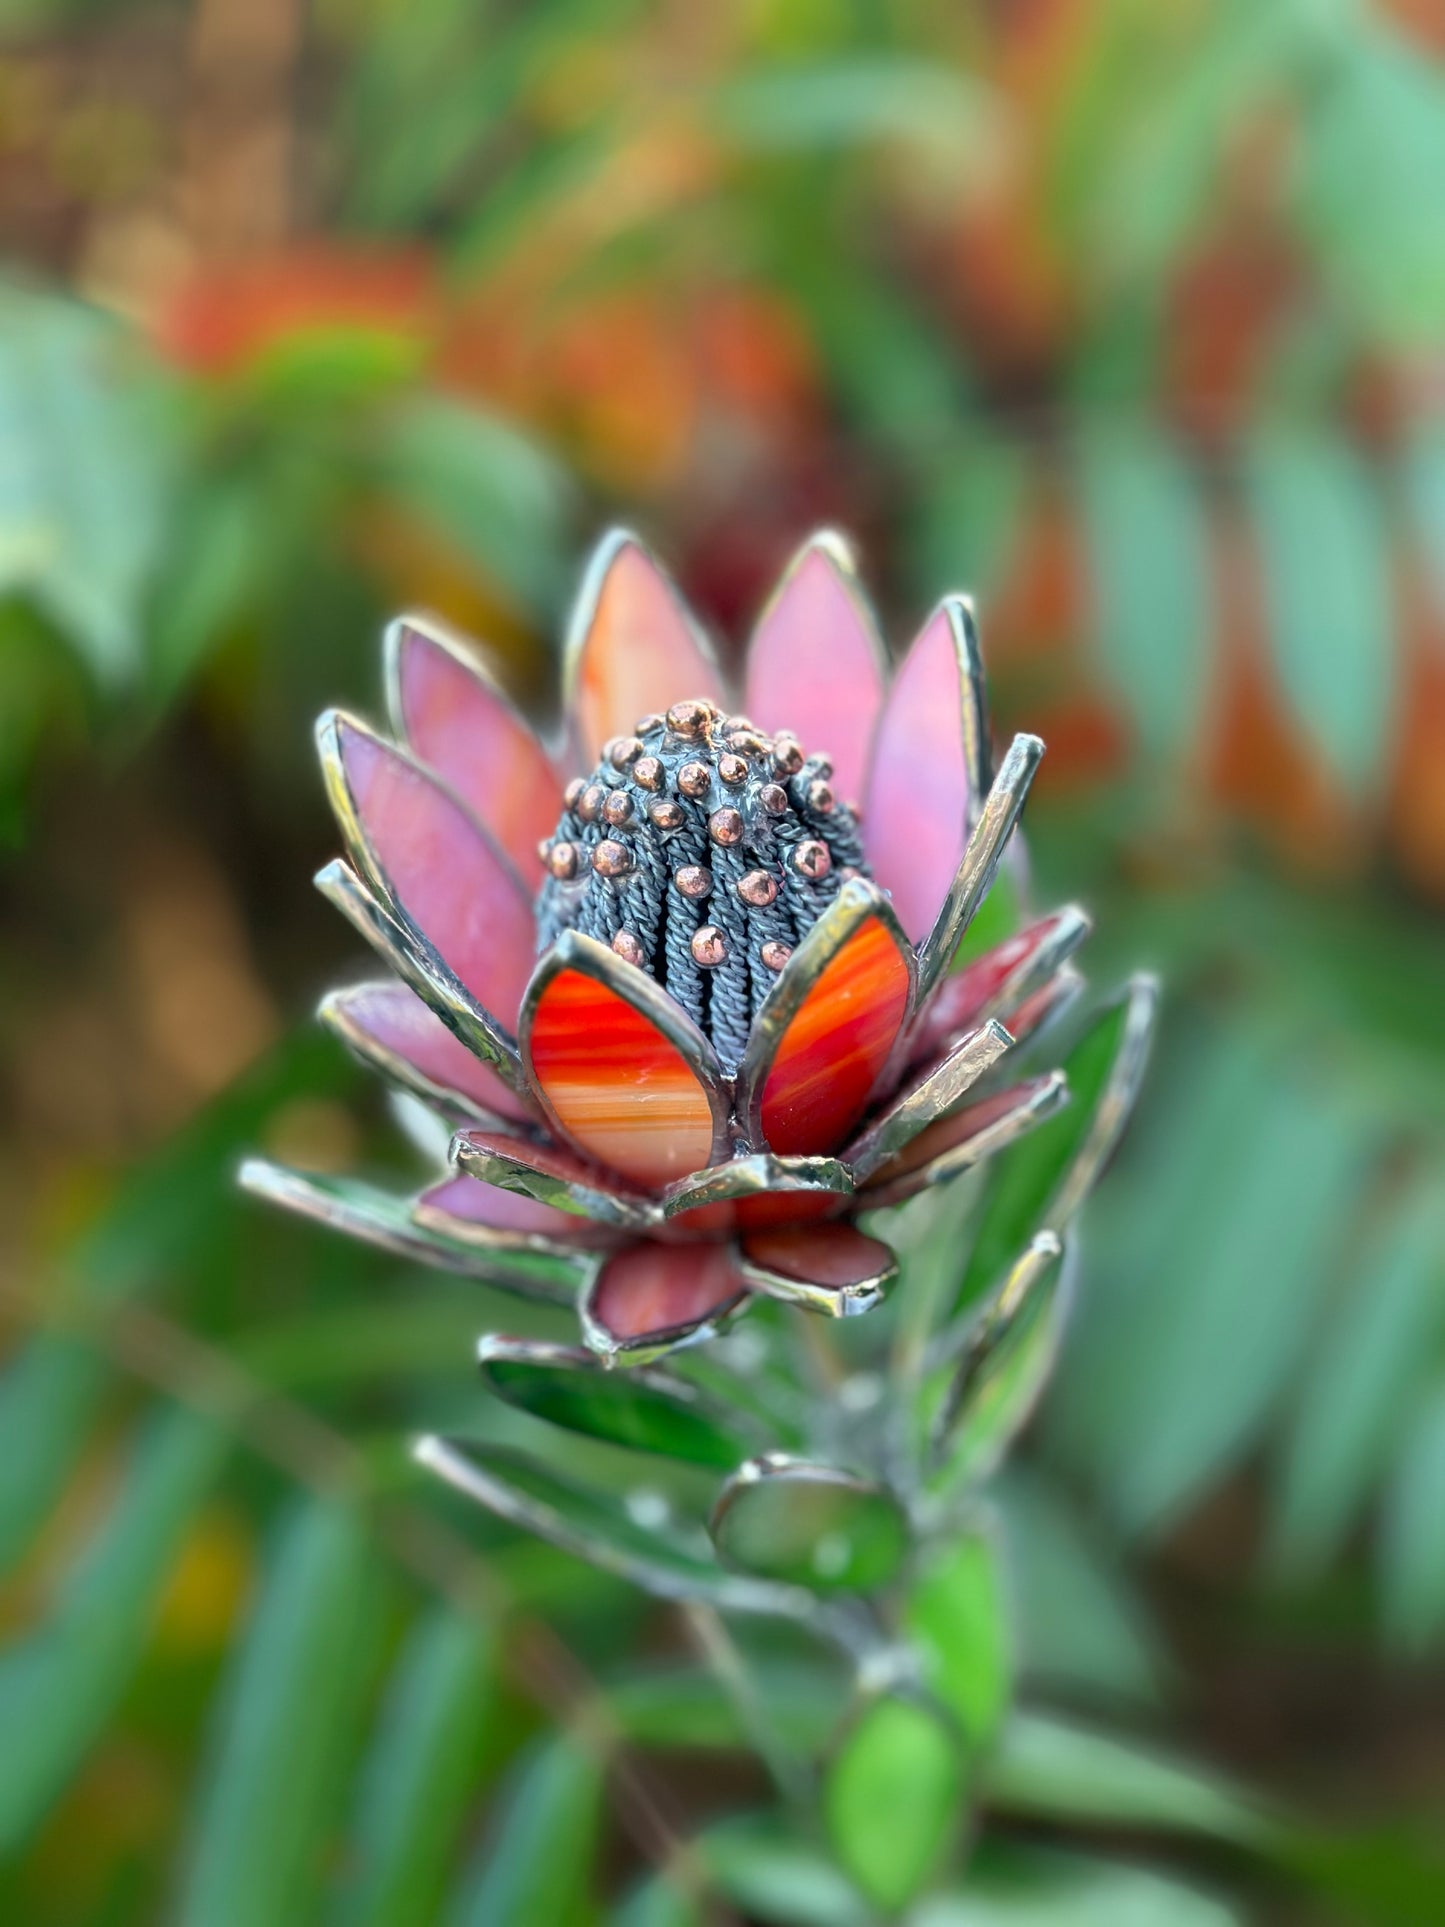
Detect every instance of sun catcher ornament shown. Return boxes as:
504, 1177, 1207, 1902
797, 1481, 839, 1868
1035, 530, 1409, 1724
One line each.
246, 528, 1091, 1365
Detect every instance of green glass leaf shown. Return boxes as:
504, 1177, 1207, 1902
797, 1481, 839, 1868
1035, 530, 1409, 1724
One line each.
954, 977, 1155, 1317
478, 1337, 749, 1468
981, 1710, 1272, 1848
934, 1235, 1068, 1492
709, 1457, 909, 1594
177, 1501, 385, 1927
448, 1735, 602, 1927
905, 1534, 1012, 1748
333, 1610, 494, 1927
825, 1694, 966, 1914
0, 1409, 225, 1853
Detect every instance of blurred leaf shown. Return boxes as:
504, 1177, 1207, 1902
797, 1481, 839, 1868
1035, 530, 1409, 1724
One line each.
955, 980, 1155, 1316
0, 283, 173, 690
914, 1848, 1244, 1926
145, 474, 273, 707
1403, 421, 1445, 622
1077, 423, 1213, 761
1378, 1383, 1445, 1654
1244, 427, 1395, 795
1270, 1177, 1445, 1577
370, 392, 572, 623
610, 1657, 841, 1756
825, 1695, 965, 1914
177, 1501, 385, 1927
701, 1815, 869, 1927
479, 1340, 752, 1468
911, 433, 1031, 614
0, 1410, 226, 1853
905, 1533, 1012, 1746
714, 58, 995, 156
447, 1734, 603, 1927
982, 1712, 1270, 1846
709, 1459, 909, 1593
333, 1610, 495, 1927
0, 1340, 104, 1575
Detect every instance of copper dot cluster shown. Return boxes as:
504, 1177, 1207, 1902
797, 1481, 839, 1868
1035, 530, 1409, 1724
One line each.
535, 698, 870, 1065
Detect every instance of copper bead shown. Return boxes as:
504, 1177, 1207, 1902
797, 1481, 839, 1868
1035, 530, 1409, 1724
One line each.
634, 712, 664, 736
806, 780, 835, 814
792, 839, 831, 879
577, 783, 606, 823
612, 930, 646, 967
760, 939, 793, 972
602, 789, 634, 826
736, 868, 778, 907
772, 733, 804, 775
606, 735, 642, 768
547, 841, 580, 880
592, 839, 633, 877
690, 926, 727, 967
633, 755, 664, 791
667, 699, 713, 739
563, 776, 586, 810
677, 760, 711, 798
758, 782, 790, 816
674, 864, 713, 899
648, 798, 684, 831
708, 807, 744, 845
718, 752, 748, 786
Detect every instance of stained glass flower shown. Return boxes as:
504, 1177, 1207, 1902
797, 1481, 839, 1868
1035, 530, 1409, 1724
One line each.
244, 530, 1092, 1363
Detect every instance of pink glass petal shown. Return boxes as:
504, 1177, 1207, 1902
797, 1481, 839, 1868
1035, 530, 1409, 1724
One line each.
525, 957, 723, 1187
743, 536, 885, 804
328, 981, 532, 1121
862, 602, 980, 944
330, 717, 535, 1030
565, 532, 725, 764
418, 1173, 594, 1240
389, 618, 563, 888
588, 1242, 746, 1343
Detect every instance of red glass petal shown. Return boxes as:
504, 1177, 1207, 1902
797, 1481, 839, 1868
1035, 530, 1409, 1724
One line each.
740, 1222, 895, 1291
588, 1242, 746, 1343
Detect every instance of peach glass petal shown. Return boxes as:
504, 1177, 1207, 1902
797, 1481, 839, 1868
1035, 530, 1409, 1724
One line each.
336, 721, 534, 1028
740, 1222, 895, 1290
589, 1242, 745, 1342
566, 533, 725, 764
526, 965, 719, 1187
331, 981, 531, 1121
390, 620, 562, 888
862, 604, 976, 943
419, 1173, 590, 1239
743, 538, 885, 803
758, 916, 912, 1156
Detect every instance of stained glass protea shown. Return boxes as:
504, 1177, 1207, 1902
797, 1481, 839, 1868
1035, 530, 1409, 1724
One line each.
243, 530, 1100, 1363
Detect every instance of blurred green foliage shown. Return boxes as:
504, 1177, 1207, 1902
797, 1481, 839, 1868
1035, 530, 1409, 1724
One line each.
2, 0, 1445, 1920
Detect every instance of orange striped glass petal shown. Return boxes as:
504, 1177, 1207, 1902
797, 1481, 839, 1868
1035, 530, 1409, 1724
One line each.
564, 531, 725, 764
524, 939, 726, 1188
388, 617, 563, 888
750, 910, 912, 1157
586, 1242, 747, 1347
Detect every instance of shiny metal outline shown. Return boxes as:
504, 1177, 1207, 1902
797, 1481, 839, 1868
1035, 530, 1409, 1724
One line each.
318, 980, 531, 1129
450, 1125, 661, 1231
844, 1019, 1014, 1183
708, 1453, 909, 1590
860, 1069, 1069, 1210
578, 1247, 752, 1369
1048, 973, 1158, 1226
661, 1152, 854, 1221
914, 730, 1045, 1006
737, 1226, 898, 1320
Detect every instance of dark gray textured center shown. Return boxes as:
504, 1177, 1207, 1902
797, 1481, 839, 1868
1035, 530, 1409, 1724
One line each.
536, 698, 871, 1070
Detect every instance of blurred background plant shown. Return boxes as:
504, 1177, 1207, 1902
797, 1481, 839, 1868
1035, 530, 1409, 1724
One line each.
2, 0, 1444, 1921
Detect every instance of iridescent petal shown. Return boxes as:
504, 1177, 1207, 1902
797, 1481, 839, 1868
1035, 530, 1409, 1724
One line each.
743, 532, 886, 803
739, 1223, 898, 1318
913, 732, 1045, 1004
736, 880, 914, 1157
564, 529, 726, 764
318, 711, 535, 1029
860, 1072, 1068, 1209
320, 980, 534, 1123
844, 1021, 1014, 1183
451, 1125, 661, 1231
522, 932, 730, 1188
910, 906, 1091, 1062
385, 615, 563, 888
581, 1241, 749, 1364
861, 598, 989, 943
